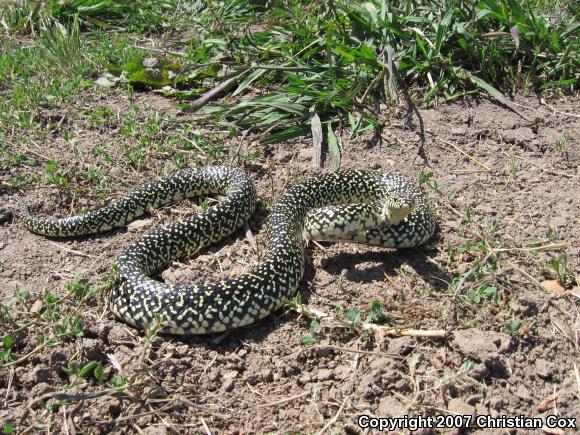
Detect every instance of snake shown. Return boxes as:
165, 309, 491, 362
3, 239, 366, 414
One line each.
19, 166, 435, 335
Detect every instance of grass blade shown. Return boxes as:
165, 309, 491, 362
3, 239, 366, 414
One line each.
459, 68, 531, 121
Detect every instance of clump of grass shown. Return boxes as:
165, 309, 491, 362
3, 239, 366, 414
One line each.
157, 0, 578, 143
1, 0, 178, 34
41, 15, 82, 73
553, 132, 573, 152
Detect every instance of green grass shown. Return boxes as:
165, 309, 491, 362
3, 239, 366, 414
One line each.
105, 0, 578, 143
0, 0, 179, 34
1, 0, 577, 148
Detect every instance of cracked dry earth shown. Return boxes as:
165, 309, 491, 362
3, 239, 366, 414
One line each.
0, 92, 579, 433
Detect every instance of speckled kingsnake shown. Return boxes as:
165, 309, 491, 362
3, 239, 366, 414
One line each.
20, 166, 435, 335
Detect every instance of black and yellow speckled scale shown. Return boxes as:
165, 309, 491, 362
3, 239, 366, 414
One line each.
20, 166, 435, 335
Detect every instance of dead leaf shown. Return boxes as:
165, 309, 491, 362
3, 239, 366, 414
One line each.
245, 224, 258, 253
536, 392, 556, 412
541, 280, 565, 293
374, 327, 388, 343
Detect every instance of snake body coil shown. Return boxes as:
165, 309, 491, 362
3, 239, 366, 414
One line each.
20, 166, 435, 335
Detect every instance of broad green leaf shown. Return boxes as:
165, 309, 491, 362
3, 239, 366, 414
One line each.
434, 9, 453, 56
3, 335, 13, 350
261, 125, 310, 145
300, 335, 316, 345
79, 361, 98, 377
232, 68, 267, 97
460, 69, 530, 120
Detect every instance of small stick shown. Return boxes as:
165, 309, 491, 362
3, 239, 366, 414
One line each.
257, 391, 311, 408
175, 132, 207, 156
245, 225, 259, 255
497, 242, 569, 252
503, 151, 578, 179
2, 343, 47, 367
540, 99, 580, 119
450, 169, 489, 174
317, 397, 348, 435
294, 305, 447, 338
47, 241, 98, 259
134, 45, 187, 57
230, 126, 255, 164
507, 260, 548, 293
302, 345, 402, 359
19, 144, 52, 162
200, 417, 213, 435
311, 240, 326, 250
187, 70, 250, 112
357, 67, 386, 104
30, 387, 137, 405
436, 138, 490, 171
574, 363, 580, 398
2, 368, 14, 407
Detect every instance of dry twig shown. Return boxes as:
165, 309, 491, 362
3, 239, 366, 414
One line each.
294, 304, 447, 338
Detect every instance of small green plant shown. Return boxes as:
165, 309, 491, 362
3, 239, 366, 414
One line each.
468, 284, 499, 305
336, 305, 361, 329
239, 149, 261, 163
366, 300, 388, 324
109, 374, 127, 389
44, 158, 70, 188
197, 198, 210, 211
62, 129, 74, 142
447, 188, 459, 200
53, 315, 84, 338
553, 132, 573, 152
91, 143, 113, 162
462, 208, 473, 224
549, 253, 575, 288
3, 287, 31, 307
504, 317, 522, 336
1, 334, 14, 362
489, 220, 501, 233
41, 15, 81, 73
299, 335, 316, 345
2, 421, 13, 434
66, 274, 99, 300
299, 318, 321, 345
419, 170, 441, 193
89, 106, 115, 124
64, 360, 103, 387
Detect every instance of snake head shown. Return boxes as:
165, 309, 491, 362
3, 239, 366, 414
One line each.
380, 173, 419, 225
381, 190, 417, 226
385, 201, 412, 225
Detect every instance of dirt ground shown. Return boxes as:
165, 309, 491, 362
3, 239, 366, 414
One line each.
0, 91, 578, 433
